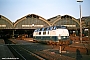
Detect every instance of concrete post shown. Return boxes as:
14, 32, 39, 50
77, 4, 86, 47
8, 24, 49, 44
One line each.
59, 46, 62, 53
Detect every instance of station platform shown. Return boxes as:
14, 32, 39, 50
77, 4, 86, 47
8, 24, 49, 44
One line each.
0, 39, 15, 60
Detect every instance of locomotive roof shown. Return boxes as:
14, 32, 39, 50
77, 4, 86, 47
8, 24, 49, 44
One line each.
34, 25, 67, 32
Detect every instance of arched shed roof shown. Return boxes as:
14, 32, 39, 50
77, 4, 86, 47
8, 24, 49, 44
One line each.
0, 15, 13, 28
52, 14, 80, 26
14, 14, 51, 28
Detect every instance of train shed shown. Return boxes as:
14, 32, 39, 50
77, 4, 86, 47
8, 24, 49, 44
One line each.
0, 14, 90, 39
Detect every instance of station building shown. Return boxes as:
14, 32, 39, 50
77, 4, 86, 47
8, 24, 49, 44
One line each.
0, 14, 90, 38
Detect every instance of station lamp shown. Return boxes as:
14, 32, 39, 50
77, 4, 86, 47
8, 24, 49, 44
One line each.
77, 0, 83, 43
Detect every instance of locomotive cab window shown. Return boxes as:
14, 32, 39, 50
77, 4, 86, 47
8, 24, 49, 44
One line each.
53, 26, 56, 30
46, 27, 49, 31
36, 29, 40, 32
42, 28, 44, 31
38, 29, 40, 31
44, 28, 47, 31
34, 30, 37, 32
50, 27, 53, 30
40, 28, 43, 31
52, 26, 54, 30
48, 27, 51, 31
35, 29, 40, 32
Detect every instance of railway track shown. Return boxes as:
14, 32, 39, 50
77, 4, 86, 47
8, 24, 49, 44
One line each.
7, 45, 26, 60
4, 39, 46, 60
7, 45, 46, 60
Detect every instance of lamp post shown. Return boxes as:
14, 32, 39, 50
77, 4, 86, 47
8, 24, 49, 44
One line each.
77, 0, 83, 43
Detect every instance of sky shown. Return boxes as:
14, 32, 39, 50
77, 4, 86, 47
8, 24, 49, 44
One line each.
0, 0, 90, 22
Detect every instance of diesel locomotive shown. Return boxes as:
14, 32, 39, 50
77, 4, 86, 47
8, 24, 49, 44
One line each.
33, 26, 71, 45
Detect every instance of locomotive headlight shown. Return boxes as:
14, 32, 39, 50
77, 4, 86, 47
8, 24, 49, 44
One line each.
63, 36, 66, 38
